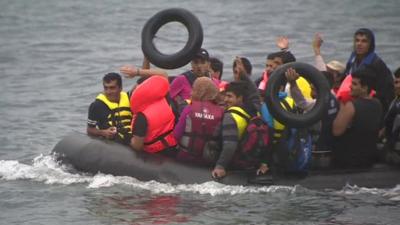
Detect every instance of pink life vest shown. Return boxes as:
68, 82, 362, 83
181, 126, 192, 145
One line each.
177, 100, 224, 164
258, 70, 269, 91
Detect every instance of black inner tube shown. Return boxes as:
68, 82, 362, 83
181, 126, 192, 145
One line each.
141, 8, 203, 69
265, 62, 330, 128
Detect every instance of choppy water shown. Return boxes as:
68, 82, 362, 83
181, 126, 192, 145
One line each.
1, 0, 400, 224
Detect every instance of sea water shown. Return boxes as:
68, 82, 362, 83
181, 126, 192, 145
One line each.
1, 0, 400, 224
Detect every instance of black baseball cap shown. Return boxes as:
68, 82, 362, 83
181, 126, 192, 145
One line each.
193, 48, 209, 61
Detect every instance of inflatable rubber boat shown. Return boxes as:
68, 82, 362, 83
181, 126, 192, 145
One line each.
53, 9, 398, 190
52, 133, 400, 190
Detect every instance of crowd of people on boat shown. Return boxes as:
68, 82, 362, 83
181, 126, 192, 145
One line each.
86, 28, 400, 179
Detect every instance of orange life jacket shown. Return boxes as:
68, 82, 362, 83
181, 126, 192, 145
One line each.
130, 76, 177, 153
336, 75, 375, 103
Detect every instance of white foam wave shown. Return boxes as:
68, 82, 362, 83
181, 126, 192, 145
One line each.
0, 154, 93, 185
87, 173, 296, 195
4, 155, 398, 198
336, 183, 400, 200
0, 154, 295, 195
88, 176, 295, 196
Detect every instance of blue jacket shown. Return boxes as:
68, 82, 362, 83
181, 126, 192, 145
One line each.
261, 92, 287, 127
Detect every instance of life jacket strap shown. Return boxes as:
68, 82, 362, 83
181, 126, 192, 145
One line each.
144, 129, 174, 146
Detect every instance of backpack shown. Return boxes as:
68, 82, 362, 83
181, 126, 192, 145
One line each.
276, 100, 312, 173
283, 128, 312, 173
228, 109, 271, 163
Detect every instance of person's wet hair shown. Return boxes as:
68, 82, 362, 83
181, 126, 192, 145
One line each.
267, 51, 283, 60
103, 72, 122, 88
210, 57, 224, 79
394, 67, 400, 78
266, 51, 295, 64
281, 50, 296, 63
233, 57, 252, 75
225, 81, 248, 98
352, 66, 377, 93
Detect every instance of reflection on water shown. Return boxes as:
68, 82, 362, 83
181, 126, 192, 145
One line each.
89, 194, 205, 225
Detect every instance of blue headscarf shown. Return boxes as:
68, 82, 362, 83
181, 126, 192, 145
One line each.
345, 28, 377, 74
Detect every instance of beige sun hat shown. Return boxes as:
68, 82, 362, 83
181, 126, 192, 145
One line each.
326, 60, 345, 74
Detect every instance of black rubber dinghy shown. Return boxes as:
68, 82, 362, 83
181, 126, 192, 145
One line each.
52, 133, 400, 190
265, 62, 331, 128
141, 8, 203, 69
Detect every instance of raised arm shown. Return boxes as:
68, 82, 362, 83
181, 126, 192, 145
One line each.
312, 33, 327, 71
285, 68, 315, 111
142, 56, 150, 69
120, 65, 168, 78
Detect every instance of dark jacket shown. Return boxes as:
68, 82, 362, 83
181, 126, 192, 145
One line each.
345, 28, 394, 115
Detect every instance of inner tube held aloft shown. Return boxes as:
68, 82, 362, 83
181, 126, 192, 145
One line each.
265, 62, 330, 128
141, 8, 203, 69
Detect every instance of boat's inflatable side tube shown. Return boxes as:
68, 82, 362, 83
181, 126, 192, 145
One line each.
141, 8, 203, 69
265, 62, 330, 128
52, 133, 249, 185
52, 133, 400, 189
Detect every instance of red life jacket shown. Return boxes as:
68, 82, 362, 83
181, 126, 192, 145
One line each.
177, 100, 224, 164
130, 76, 177, 153
336, 75, 376, 103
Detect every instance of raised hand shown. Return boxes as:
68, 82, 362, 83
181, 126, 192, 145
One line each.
120, 65, 138, 78
234, 56, 247, 77
312, 33, 323, 55
276, 36, 289, 50
285, 67, 300, 83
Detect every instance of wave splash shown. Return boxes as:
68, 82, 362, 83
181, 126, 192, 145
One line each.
0, 154, 93, 185
1, 154, 400, 198
0, 154, 294, 195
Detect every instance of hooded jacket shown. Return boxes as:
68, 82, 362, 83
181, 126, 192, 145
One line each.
345, 28, 394, 114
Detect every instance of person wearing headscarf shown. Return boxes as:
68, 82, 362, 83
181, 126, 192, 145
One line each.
174, 77, 224, 165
